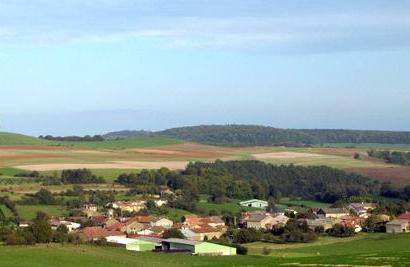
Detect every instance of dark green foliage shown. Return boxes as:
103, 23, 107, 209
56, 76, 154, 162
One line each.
158, 125, 410, 146
18, 189, 60, 205
327, 224, 356, 237
162, 228, 185, 239
39, 135, 104, 142
117, 160, 379, 204
368, 150, 410, 165
102, 130, 152, 140
61, 169, 105, 184
280, 219, 318, 243
88, 191, 115, 206
30, 216, 53, 243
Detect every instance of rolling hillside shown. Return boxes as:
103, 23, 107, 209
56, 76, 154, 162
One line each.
0, 132, 51, 146
0, 132, 182, 149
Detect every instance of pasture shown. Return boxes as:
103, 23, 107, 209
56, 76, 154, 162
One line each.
0, 233, 409, 267
245, 233, 410, 266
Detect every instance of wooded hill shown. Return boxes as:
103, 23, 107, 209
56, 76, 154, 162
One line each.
155, 125, 410, 146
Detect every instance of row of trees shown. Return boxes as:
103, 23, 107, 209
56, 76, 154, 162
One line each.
39, 135, 104, 142
368, 150, 410, 166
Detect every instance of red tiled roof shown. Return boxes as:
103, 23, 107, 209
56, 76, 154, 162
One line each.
106, 222, 125, 231
397, 212, 410, 220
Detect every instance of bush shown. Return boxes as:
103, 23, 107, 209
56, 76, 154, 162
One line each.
262, 246, 272, 255
328, 224, 356, 237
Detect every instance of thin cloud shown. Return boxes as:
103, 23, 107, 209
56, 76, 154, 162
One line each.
0, 1, 409, 53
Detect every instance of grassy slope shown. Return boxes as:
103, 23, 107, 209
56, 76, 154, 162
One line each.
0, 132, 183, 149
246, 233, 410, 266
0, 132, 51, 146
0, 234, 409, 267
16, 205, 68, 220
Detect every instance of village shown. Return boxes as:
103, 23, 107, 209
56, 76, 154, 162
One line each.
15, 194, 409, 257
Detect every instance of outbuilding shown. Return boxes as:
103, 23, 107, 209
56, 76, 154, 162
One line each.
161, 238, 236, 256
239, 199, 268, 209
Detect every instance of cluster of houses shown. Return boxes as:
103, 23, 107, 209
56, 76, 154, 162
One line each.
19, 197, 410, 256
239, 199, 410, 234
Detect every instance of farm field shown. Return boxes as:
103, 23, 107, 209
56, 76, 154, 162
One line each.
1, 132, 410, 185
0, 233, 409, 267
245, 233, 410, 266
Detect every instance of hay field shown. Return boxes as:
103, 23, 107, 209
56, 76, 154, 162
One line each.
0, 133, 408, 185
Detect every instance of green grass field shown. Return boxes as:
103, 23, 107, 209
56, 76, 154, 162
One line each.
0, 234, 409, 267
16, 205, 68, 220
0, 132, 183, 149
53, 136, 184, 149
0, 132, 52, 146
198, 195, 259, 214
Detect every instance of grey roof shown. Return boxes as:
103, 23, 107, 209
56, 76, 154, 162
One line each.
163, 238, 201, 246
247, 213, 270, 222
136, 236, 163, 243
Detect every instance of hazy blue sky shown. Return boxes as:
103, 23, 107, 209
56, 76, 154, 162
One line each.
1, 0, 409, 135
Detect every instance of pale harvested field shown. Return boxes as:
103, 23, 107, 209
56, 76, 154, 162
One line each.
15, 160, 189, 171
252, 151, 326, 159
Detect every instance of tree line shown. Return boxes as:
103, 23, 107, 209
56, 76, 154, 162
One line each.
156, 125, 410, 146
368, 150, 410, 166
38, 135, 104, 142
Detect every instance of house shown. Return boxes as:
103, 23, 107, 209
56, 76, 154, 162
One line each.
49, 219, 81, 232
81, 204, 99, 218
239, 199, 268, 209
107, 220, 145, 235
111, 200, 146, 213
242, 212, 276, 230
161, 238, 236, 256
397, 212, 410, 220
339, 215, 364, 232
107, 215, 170, 235
152, 217, 173, 228
316, 208, 350, 219
79, 227, 125, 241
305, 218, 339, 231
348, 203, 377, 218
181, 225, 226, 241
386, 219, 410, 233
136, 226, 166, 237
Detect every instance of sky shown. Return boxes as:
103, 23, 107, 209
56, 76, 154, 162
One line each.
0, 0, 410, 135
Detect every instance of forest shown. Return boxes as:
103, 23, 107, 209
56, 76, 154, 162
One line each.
116, 160, 380, 206
157, 125, 410, 146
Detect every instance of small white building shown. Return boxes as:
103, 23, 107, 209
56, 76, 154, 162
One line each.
239, 199, 268, 209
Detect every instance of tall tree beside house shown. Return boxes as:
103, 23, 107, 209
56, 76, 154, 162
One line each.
30, 215, 53, 243
0, 207, 5, 223
163, 228, 185, 239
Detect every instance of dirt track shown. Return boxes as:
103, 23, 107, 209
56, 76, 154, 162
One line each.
15, 161, 189, 171
252, 152, 325, 159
